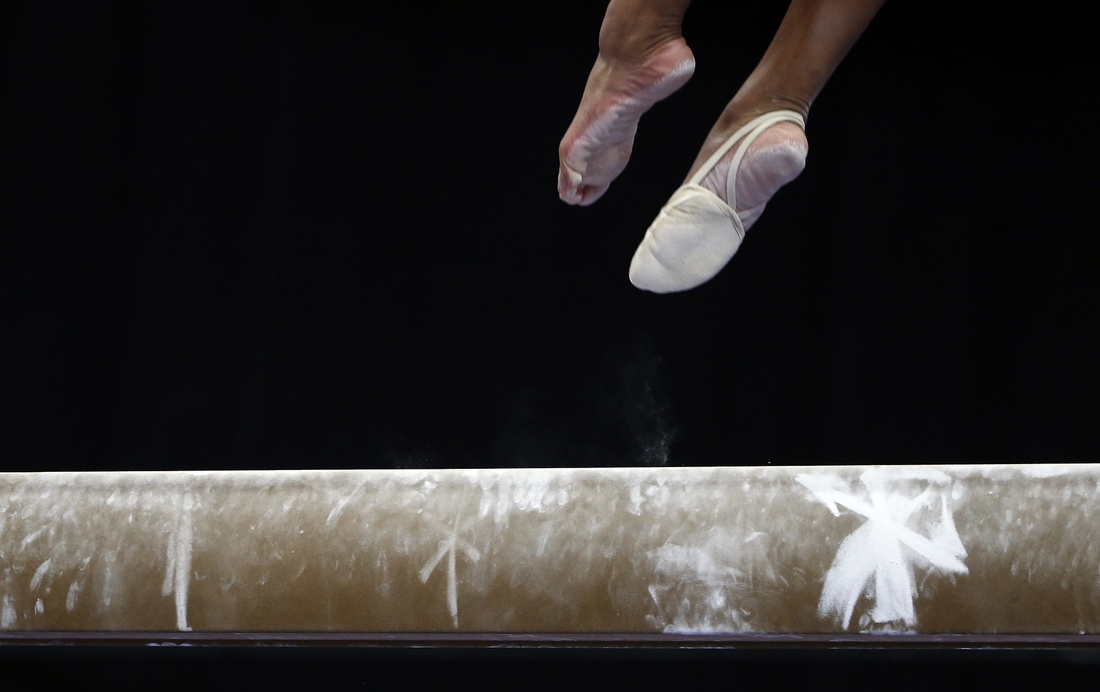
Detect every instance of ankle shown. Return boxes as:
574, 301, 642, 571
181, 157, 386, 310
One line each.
719, 93, 812, 130
730, 88, 818, 123
597, 11, 687, 67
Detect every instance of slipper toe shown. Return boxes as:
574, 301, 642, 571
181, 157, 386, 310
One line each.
628, 184, 745, 294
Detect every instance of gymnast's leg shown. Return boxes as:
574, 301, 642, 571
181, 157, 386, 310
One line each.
557, 0, 696, 206
630, 0, 886, 292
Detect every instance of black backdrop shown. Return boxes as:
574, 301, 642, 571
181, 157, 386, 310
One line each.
4, 2, 1100, 472
3, 1, 1100, 687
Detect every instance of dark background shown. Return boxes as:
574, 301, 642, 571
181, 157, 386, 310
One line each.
2, 646, 1099, 691
2, 0, 1100, 686
3, 2, 1099, 472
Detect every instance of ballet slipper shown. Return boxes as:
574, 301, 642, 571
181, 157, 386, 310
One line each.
628, 109, 806, 293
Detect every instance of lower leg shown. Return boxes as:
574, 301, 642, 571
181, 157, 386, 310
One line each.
596, 0, 693, 62
688, 0, 886, 180
557, 0, 696, 206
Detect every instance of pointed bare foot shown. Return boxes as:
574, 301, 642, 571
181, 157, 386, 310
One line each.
558, 39, 695, 206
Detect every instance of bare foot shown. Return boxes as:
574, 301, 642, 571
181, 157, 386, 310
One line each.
558, 38, 695, 206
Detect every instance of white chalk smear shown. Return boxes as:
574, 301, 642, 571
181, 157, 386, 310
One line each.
418, 515, 481, 628
797, 470, 968, 630
1022, 465, 1074, 478
29, 558, 51, 591
66, 580, 81, 613
161, 493, 194, 631
325, 479, 368, 526
1, 595, 15, 628
647, 527, 763, 634
102, 552, 115, 607
20, 527, 46, 551
375, 549, 391, 598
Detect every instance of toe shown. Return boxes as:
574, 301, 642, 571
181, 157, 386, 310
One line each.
557, 168, 582, 205
578, 184, 607, 206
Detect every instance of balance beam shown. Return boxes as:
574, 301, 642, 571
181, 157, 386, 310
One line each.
0, 465, 1097, 646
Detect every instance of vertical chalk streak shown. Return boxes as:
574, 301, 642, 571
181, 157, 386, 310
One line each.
175, 493, 193, 632
161, 492, 194, 631
161, 530, 176, 597
447, 525, 458, 627
418, 516, 480, 629
66, 580, 80, 612
1, 595, 15, 628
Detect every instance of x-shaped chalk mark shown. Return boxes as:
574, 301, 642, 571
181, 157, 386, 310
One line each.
419, 515, 482, 627
806, 484, 967, 574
